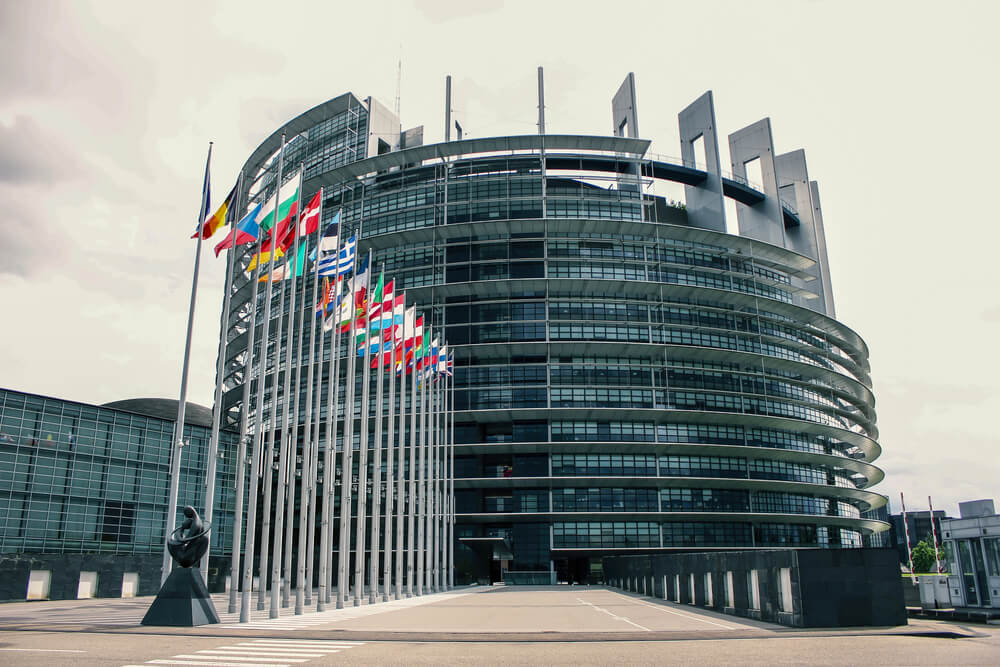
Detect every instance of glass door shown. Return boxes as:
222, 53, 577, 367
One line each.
957, 540, 979, 606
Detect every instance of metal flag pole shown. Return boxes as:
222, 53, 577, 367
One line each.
429, 355, 439, 593
448, 360, 455, 590
245, 134, 286, 615
319, 264, 342, 610
202, 170, 243, 576
257, 148, 291, 612
394, 299, 409, 600
448, 357, 455, 589
435, 369, 443, 592
406, 310, 418, 598
313, 274, 331, 611
297, 192, 324, 613
268, 166, 302, 618
326, 288, 344, 606
280, 167, 307, 611
382, 287, 397, 602
416, 324, 429, 596
162, 142, 212, 585
231, 185, 264, 617
354, 251, 374, 607
337, 237, 362, 609
368, 270, 386, 604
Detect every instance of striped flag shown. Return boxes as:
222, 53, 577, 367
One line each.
318, 235, 356, 277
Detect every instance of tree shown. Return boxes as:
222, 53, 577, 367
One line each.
911, 538, 944, 573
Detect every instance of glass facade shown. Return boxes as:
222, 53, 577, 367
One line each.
221, 95, 887, 582
0, 389, 237, 556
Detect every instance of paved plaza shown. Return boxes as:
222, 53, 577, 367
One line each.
0, 586, 996, 665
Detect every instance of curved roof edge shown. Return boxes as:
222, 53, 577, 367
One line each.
101, 398, 214, 428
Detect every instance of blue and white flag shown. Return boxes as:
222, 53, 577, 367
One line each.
310, 211, 341, 262
319, 235, 356, 277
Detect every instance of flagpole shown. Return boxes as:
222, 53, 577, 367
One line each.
257, 137, 288, 612
162, 142, 212, 586
394, 299, 408, 600
382, 286, 396, 602
368, 269, 386, 604
354, 250, 374, 607
314, 275, 331, 611
243, 138, 287, 619
276, 166, 305, 612
203, 170, 243, 577
326, 291, 343, 606
429, 356, 438, 593
406, 311, 418, 598
321, 270, 343, 610
416, 323, 429, 596
434, 369, 442, 592
281, 167, 307, 612
297, 191, 323, 613
231, 191, 263, 618
450, 356, 456, 589
337, 234, 361, 609
234, 241, 263, 620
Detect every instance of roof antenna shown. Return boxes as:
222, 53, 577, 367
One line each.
394, 45, 402, 118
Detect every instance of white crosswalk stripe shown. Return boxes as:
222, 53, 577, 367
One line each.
0, 587, 480, 630
121, 639, 364, 667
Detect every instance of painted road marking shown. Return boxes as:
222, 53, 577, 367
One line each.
0, 648, 87, 652
576, 597, 651, 632
176, 656, 309, 663
125, 640, 364, 667
610, 591, 737, 629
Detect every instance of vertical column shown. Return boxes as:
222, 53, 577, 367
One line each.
775, 149, 835, 316
728, 119, 784, 246
678, 91, 726, 232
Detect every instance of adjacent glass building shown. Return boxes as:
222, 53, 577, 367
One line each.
223, 81, 888, 584
0, 388, 237, 598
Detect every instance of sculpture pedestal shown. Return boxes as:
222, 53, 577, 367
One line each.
141, 567, 220, 626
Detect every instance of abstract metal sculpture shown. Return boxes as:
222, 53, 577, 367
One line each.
141, 506, 220, 626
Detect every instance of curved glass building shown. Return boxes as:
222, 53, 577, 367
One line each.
221, 80, 887, 584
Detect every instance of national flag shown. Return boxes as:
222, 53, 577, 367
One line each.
404, 314, 424, 370
246, 247, 285, 273
445, 352, 454, 376
310, 212, 340, 263
318, 235, 355, 277
214, 202, 262, 257
191, 154, 212, 238
299, 190, 322, 236
437, 345, 448, 375
258, 170, 300, 234
193, 182, 236, 240
316, 277, 331, 315
369, 278, 392, 326
259, 241, 307, 282
357, 273, 384, 355
351, 258, 372, 340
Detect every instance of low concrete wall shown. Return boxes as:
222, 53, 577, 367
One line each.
602, 548, 906, 628
0, 553, 231, 601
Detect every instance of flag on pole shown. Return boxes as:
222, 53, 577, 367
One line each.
191, 159, 213, 238
437, 345, 449, 376
214, 202, 262, 257
299, 190, 322, 236
258, 170, 300, 234
311, 211, 341, 261
259, 242, 307, 282
246, 246, 285, 273
193, 182, 236, 240
318, 234, 355, 277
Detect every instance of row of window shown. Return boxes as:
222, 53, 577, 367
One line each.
550, 521, 863, 548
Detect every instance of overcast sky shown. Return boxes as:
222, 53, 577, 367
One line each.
1, 0, 997, 517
